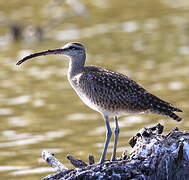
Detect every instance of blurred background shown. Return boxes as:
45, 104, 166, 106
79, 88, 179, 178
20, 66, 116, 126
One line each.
0, 0, 189, 179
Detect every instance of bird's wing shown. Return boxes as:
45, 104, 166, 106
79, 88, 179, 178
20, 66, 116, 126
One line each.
79, 68, 181, 114
78, 68, 150, 112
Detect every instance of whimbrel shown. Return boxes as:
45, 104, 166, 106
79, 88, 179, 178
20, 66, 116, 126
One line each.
16, 42, 182, 164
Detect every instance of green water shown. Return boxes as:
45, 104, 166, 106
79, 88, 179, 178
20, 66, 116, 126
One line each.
0, 0, 189, 179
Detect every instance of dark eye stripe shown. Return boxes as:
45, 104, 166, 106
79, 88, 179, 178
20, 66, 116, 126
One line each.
72, 43, 83, 47
69, 46, 81, 50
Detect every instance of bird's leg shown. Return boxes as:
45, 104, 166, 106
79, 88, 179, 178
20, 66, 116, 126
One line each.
99, 115, 112, 164
111, 116, 120, 161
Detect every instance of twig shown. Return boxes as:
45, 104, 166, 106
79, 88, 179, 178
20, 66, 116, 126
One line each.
88, 154, 95, 165
66, 155, 88, 168
42, 150, 68, 171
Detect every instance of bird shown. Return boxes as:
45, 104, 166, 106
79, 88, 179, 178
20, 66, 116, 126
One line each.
16, 42, 182, 164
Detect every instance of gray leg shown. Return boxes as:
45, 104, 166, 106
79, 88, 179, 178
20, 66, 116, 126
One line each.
111, 116, 120, 161
99, 115, 112, 164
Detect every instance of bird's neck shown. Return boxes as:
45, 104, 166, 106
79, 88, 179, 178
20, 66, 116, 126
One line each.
68, 54, 85, 78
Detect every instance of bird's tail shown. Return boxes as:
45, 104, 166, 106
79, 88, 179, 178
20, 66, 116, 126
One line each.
148, 94, 182, 121
153, 103, 182, 122
162, 110, 182, 122
167, 105, 182, 113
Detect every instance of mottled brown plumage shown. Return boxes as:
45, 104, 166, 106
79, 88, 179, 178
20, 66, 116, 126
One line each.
16, 42, 182, 164
74, 65, 182, 121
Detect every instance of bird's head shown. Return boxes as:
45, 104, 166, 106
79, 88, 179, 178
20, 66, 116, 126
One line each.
61, 42, 85, 57
16, 42, 85, 65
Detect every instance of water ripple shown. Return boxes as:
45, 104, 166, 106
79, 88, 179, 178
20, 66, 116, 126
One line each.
0, 95, 31, 105
0, 166, 30, 172
0, 108, 13, 115
0, 130, 69, 148
10, 167, 53, 175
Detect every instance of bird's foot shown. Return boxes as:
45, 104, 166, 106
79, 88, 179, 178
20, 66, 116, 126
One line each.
99, 158, 111, 164
99, 159, 105, 164
110, 157, 117, 161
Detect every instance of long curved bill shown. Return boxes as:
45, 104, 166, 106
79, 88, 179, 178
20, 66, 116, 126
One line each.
16, 48, 65, 65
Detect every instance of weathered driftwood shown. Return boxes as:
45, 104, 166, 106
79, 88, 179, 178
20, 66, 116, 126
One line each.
41, 123, 189, 180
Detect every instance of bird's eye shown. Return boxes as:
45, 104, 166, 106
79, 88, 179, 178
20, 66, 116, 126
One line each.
70, 47, 76, 50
